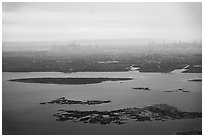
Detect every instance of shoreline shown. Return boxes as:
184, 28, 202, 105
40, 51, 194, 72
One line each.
2, 70, 202, 74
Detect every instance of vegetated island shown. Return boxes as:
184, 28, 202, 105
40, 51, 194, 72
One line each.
9, 77, 133, 85
40, 97, 111, 105
53, 104, 201, 125
132, 87, 151, 90
163, 88, 189, 93
176, 131, 202, 135
188, 79, 202, 82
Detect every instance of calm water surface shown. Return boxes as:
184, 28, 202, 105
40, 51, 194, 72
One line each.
2, 71, 202, 134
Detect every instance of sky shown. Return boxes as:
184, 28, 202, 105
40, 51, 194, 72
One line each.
2, 2, 202, 42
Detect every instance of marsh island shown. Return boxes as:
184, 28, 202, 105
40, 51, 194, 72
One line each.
53, 104, 201, 125
10, 77, 133, 85
40, 97, 111, 105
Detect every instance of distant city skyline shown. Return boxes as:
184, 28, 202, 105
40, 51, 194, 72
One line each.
2, 2, 202, 42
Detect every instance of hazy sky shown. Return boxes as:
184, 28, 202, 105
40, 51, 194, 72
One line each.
2, 2, 202, 42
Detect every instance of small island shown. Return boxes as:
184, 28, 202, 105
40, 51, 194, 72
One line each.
40, 97, 111, 105
188, 79, 202, 82
9, 77, 133, 85
53, 104, 201, 125
163, 88, 189, 93
132, 87, 151, 90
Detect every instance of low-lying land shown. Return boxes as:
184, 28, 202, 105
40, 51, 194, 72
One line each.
3, 50, 201, 73
40, 97, 111, 105
10, 77, 133, 85
53, 104, 201, 125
